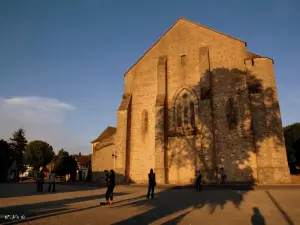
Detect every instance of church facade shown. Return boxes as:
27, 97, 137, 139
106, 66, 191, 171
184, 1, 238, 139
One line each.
92, 18, 291, 185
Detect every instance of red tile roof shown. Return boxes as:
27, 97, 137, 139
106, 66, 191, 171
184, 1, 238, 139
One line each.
73, 154, 90, 166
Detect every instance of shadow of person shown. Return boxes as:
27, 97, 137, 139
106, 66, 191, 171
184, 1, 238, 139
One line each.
251, 207, 266, 225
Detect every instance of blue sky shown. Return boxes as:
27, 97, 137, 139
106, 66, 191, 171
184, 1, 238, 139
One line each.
0, 0, 299, 154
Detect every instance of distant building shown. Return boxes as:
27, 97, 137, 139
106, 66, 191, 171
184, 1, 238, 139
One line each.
73, 154, 91, 181
7, 160, 17, 180
91, 127, 116, 182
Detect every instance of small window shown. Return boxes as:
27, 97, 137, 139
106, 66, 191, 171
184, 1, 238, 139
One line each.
190, 102, 195, 127
142, 110, 148, 132
181, 55, 186, 66
201, 88, 211, 100
177, 105, 182, 127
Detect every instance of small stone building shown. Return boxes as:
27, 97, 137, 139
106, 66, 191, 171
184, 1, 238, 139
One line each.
91, 126, 117, 182
92, 17, 291, 185
73, 154, 90, 180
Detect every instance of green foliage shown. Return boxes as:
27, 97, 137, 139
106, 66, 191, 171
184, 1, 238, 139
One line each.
19, 165, 27, 174
27, 169, 37, 178
25, 140, 54, 170
54, 150, 77, 177
0, 139, 14, 181
57, 148, 69, 158
284, 123, 300, 172
293, 138, 300, 164
9, 128, 27, 174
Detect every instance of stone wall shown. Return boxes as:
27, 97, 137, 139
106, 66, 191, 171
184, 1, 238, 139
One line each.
115, 94, 132, 183
91, 136, 115, 182
245, 58, 291, 184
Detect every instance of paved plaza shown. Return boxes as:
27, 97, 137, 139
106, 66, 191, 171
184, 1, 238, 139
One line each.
0, 183, 300, 225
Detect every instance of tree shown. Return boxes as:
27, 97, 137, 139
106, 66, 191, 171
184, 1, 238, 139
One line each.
57, 148, 69, 158
9, 128, 27, 179
293, 138, 300, 165
0, 139, 14, 182
283, 123, 300, 173
64, 156, 78, 180
25, 140, 54, 171
54, 150, 77, 180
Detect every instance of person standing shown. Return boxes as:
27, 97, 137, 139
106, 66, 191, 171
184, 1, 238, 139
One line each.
37, 170, 45, 192
48, 171, 56, 192
105, 170, 115, 205
220, 168, 227, 184
109, 170, 115, 204
196, 170, 202, 192
36, 172, 41, 192
146, 169, 156, 199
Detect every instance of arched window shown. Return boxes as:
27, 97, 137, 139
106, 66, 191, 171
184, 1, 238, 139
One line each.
184, 106, 189, 126
177, 105, 182, 127
190, 102, 195, 127
142, 110, 148, 132
173, 88, 199, 131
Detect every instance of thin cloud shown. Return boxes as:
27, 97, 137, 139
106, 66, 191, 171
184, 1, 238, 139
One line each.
0, 96, 89, 154
0, 96, 75, 124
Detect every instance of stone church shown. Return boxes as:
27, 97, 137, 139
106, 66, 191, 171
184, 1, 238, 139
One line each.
92, 17, 291, 185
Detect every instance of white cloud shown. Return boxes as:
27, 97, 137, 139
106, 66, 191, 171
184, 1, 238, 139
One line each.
0, 96, 90, 154
0, 96, 75, 124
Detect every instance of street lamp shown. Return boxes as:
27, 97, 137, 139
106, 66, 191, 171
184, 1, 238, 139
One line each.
112, 153, 117, 169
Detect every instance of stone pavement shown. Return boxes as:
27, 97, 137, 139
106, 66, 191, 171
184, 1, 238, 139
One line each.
0, 183, 300, 225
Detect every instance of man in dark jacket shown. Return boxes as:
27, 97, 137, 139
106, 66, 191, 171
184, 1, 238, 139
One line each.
196, 170, 202, 192
105, 170, 115, 205
147, 169, 156, 199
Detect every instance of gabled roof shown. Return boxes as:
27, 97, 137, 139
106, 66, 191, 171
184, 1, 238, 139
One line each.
73, 154, 90, 166
124, 17, 246, 77
91, 126, 117, 143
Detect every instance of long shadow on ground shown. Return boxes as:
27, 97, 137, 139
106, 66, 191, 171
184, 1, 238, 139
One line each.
0, 183, 103, 198
0, 192, 128, 224
111, 186, 254, 224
